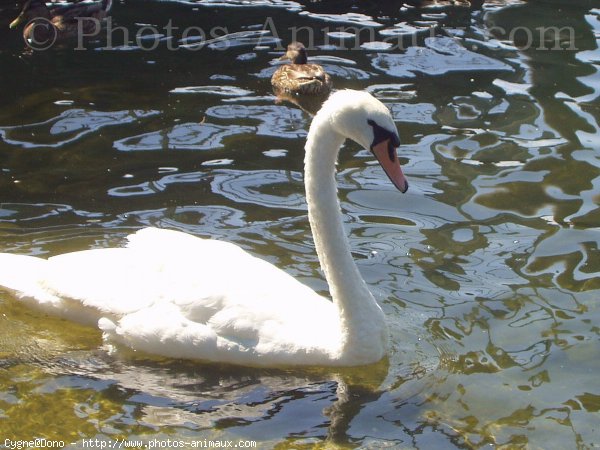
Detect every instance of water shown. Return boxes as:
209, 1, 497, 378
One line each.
0, 0, 599, 448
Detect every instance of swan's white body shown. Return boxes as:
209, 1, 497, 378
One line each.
0, 90, 408, 367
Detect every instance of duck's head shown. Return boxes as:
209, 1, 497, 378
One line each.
10, 0, 48, 29
317, 89, 409, 193
280, 42, 309, 65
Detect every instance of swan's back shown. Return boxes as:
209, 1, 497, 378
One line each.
0, 228, 341, 366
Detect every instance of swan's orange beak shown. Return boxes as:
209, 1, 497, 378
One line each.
371, 139, 408, 193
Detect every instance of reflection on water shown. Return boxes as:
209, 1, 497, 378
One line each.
0, 109, 159, 149
114, 122, 255, 152
205, 104, 307, 138
372, 36, 514, 78
1, 0, 600, 448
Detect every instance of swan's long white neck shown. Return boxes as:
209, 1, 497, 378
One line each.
304, 111, 388, 363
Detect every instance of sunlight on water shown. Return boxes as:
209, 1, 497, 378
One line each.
0, 109, 159, 149
0, 0, 599, 448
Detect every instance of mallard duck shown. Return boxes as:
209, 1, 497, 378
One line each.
10, 0, 112, 47
271, 42, 333, 96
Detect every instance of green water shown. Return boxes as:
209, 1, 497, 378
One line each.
0, 0, 599, 448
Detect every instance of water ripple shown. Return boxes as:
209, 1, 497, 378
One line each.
0, 109, 159, 149
206, 104, 307, 138
211, 169, 305, 210
388, 102, 437, 125
321, 64, 374, 80
113, 122, 254, 151
179, 30, 281, 50
0, 203, 103, 223
299, 12, 382, 28
194, 0, 302, 10
108, 171, 209, 197
379, 23, 431, 38
372, 37, 514, 78
169, 85, 254, 96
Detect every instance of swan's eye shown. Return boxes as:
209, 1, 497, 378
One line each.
368, 119, 400, 163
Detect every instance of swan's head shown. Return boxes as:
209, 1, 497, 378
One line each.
318, 90, 409, 193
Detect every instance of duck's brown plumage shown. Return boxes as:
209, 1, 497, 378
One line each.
10, 0, 112, 45
271, 42, 332, 96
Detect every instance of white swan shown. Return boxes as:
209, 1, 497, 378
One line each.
0, 90, 408, 367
